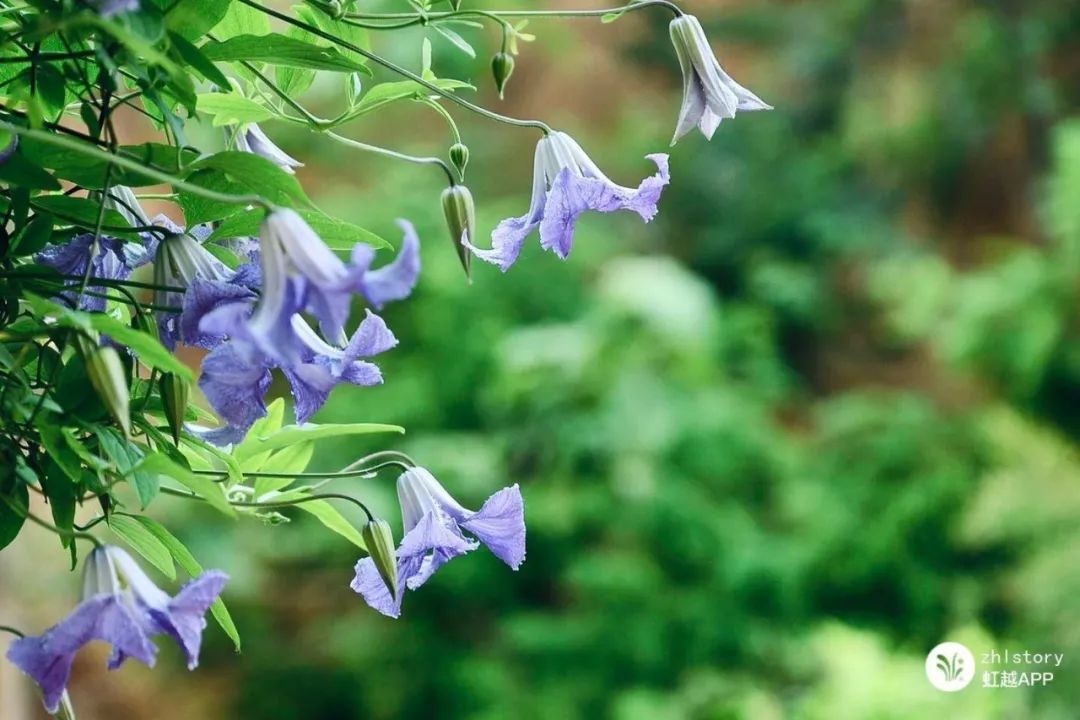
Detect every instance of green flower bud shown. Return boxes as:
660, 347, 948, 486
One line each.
491, 52, 515, 99
362, 518, 398, 598
84, 344, 131, 438
448, 142, 470, 177
441, 184, 477, 278
159, 372, 189, 444
450, 0, 463, 10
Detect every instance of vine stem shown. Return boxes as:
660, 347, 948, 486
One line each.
0, 121, 276, 211
160, 487, 375, 522
325, 132, 458, 185
239, 0, 551, 134
345, 1, 684, 21
0, 625, 25, 638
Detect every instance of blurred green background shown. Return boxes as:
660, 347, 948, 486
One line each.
7, 0, 1080, 717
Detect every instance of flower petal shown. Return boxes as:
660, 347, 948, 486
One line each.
199, 342, 272, 432
361, 221, 421, 309
460, 484, 527, 570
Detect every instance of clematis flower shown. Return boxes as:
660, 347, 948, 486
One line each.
351, 467, 525, 618
36, 234, 152, 312
464, 131, 669, 271
196, 338, 273, 441
232, 123, 303, 173
283, 310, 397, 424
668, 14, 771, 144
154, 228, 240, 348
249, 212, 420, 362
5, 546, 227, 714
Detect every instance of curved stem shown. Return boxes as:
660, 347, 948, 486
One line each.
161, 486, 375, 522
325, 131, 457, 185
341, 450, 416, 473
346, 1, 684, 21
0, 271, 186, 294
419, 96, 463, 146
0, 624, 25, 638
240, 0, 551, 133
0, 121, 276, 211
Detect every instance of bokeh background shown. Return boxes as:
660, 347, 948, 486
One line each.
3, 0, 1080, 717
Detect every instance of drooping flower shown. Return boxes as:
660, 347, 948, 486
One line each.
5, 546, 227, 714
351, 467, 525, 618
154, 228, 239, 348
196, 338, 272, 441
36, 234, 152, 312
283, 310, 397, 424
668, 14, 771, 144
464, 131, 669, 271
232, 123, 303, 174
249, 211, 420, 362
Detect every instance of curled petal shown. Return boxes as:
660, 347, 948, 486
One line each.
361, 221, 422, 309
460, 484, 527, 570
198, 343, 272, 432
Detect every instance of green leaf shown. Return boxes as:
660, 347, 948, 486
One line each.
202, 34, 373, 74
96, 428, 157, 508
0, 482, 29, 551
166, 0, 232, 41
132, 515, 241, 651
131, 453, 235, 517
0, 151, 61, 191
296, 499, 366, 551
8, 212, 55, 257
208, 207, 389, 251
37, 421, 83, 483
30, 196, 135, 236
83, 314, 194, 380
350, 78, 472, 117
432, 25, 476, 58
242, 423, 404, 456
197, 92, 275, 127
42, 458, 77, 547
109, 513, 176, 580
178, 151, 311, 224
250, 442, 314, 498
212, 1, 270, 39
169, 31, 231, 87
234, 398, 286, 464
180, 434, 244, 486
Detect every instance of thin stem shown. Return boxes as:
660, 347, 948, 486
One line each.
0, 625, 25, 638
0, 121, 276, 211
326, 132, 457, 185
346, 2, 683, 21
341, 450, 416, 473
240, 0, 551, 133
0, 271, 186, 294
161, 486, 375, 522
419, 96, 463, 145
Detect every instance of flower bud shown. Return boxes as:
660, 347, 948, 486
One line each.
362, 518, 398, 598
346, 73, 364, 107
84, 343, 131, 438
440, 184, 476, 278
449, 0, 462, 9
448, 142, 469, 177
491, 52, 515, 99
159, 372, 189, 444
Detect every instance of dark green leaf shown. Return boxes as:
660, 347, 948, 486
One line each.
0, 481, 29, 550
169, 31, 230, 88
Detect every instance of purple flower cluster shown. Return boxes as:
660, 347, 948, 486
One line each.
6, 546, 226, 714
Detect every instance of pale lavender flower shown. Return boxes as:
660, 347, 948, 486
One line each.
36, 234, 152, 312
351, 468, 526, 618
283, 310, 397, 424
92, 0, 138, 18
5, 546, 226, 714
669, 14, 771, 144
233, 123, 303, 174
154, 228, 238, 348
464, 131, 669, 271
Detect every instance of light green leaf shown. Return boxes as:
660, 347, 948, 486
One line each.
243, 423, 404, 455
31, 196, 134, 235
212, 2, 271, 39
131, 453, 235, 517
296, 499, 367, 551
202, 34, 373, 74
208, 207, 389, 251
109, 513, 176, 580
134, 515, 241, 651
351, 78, 473, 117
83, 314, 194, 380
166, 0, 232, 41
251, 442, 314, 498
432, 25, 476, 58
197, 92, 275, 127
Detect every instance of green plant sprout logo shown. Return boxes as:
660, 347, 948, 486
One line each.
926, 642, 976, 691
936, 651, 965, 682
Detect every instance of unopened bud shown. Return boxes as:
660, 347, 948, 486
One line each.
440, 184, 476, 278
84, 343, 131, 438
346, 73, 364, 107
491, 52, 515, 99
449, 0, 462, 10
159, 372, 189, 444
448, 142, 469, 177
362, 518, 398, 598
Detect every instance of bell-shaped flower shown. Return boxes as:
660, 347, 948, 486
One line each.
36, 234, 152, 312
154, 228, 243, 348
232, 123, 303, 173
283, 310, 398, 424
249, 212, 419, 363
464, 131, 669, 271
5, 546, 227, 714
351, 467, 525, 618
668, 14, 771, 144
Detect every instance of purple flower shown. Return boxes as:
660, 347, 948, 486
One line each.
36, 234, 152, 312
233, 123, 303, 174
154, 228, 239, 348
464, 131, 669, 271
197, 339, 272, 437
351, 468, 525, 618
5, 546, 226, 714
283, 310, 397, 424
0, 134, 18, 165
669, 14, 771, 144
92, 0, 138, 18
